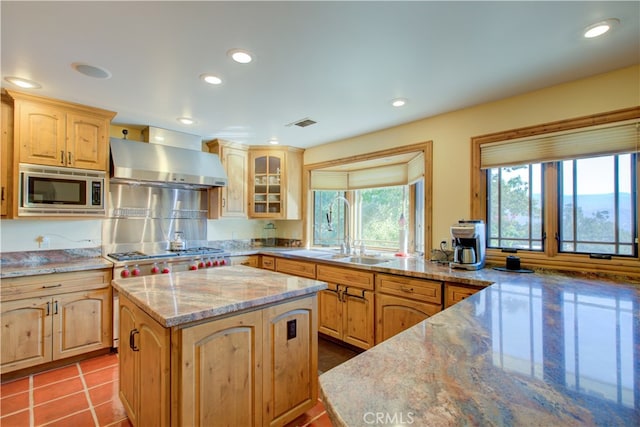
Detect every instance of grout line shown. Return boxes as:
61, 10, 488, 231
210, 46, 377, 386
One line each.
29, 375, 34, 427
77, 362, 100, 427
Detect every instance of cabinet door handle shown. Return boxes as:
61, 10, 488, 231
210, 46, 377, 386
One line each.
129, 328, 140, 351
54, 301, 59, 315
67, 152, 72, 165
42, 284, 62, 289
222, 197, 226, 207
400, 285, 414, 293
60, 150, 65, 164
1, 186, 4, 201
46, 301, 50, 316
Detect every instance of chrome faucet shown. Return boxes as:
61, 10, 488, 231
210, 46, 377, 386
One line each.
327, 196, 352, 255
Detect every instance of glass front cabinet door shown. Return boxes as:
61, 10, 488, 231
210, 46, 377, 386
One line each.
251, 151, 283, 218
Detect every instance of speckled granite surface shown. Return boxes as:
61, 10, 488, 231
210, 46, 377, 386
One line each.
112, 265, 327, 327
319, 272, 640, 426
0, 248, 113, 278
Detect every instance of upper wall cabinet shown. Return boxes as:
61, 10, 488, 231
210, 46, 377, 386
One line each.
1, 94, 14, 217
249, 146, 303, 220
206, 139, 249, 219
7, 90, 116, 171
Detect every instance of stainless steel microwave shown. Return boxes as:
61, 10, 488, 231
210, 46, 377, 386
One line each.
19, 163, 106, 216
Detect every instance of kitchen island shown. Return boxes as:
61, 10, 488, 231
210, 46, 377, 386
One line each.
111, 265, 327, 427
319, 270, 639, 426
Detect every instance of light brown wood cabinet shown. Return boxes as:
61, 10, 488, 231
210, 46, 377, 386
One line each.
0, 269, 112, 374
275, 258, 316, 279
262, 255, 276, 270
119, 294, 318, 427
230, 255, 260, 267
1, 93, 14, 217
317, 265, 375, 350
249, 147, 303, 219
375, 273, 442, 343
119, 295, 171, 427
444, 282, 483, 308
206, 139, 249, 218
7, 90, 115, 171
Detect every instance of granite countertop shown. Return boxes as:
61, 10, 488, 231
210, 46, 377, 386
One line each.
319, 270, 640, 426
111, 265, 327, 328
0, 248, 113, 278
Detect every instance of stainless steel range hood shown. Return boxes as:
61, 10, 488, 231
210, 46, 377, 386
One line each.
110, 137, 228, 187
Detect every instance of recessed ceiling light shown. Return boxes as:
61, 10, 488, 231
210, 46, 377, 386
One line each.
177, 117, 195, 125
4, 76, 41, 89
583, 18, 619, 38
391, 98, 407, 107
227, 49, 253, 64
71, 62, 111, 79
268, 138, 279, 145
200, 74, 222, 85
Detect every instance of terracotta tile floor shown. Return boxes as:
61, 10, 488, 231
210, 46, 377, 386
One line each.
1, 352, 333, 427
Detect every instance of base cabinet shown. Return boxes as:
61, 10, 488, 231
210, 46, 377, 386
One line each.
375, 273, 442, 343
317, 265, 375, 350
1, 270, 112, 374
118, 296, 171, 427
120, 294, 318, 427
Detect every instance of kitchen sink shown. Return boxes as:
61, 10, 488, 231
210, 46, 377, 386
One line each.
341, 256, 391, 265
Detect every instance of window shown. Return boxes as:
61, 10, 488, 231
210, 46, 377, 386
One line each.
488, 164, 543, 250
559, 154, 636, 256
472, 109, 639, 273
312, 185, 412, 252
306, 142, 431, 255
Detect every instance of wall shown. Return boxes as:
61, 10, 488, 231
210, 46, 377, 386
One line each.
0, 219, 102, 252
304, 65, 640, 247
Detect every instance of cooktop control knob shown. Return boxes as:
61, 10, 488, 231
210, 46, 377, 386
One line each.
121, 267, 131, 278
162, 263, 170, 274
132, 265, 141, 276
206, 259, 213, 267
220, 259, 227, 266
198, 260, 205, 268
213, 259, 220, 266
190, 263, 198, 271
151, 263, 160, 274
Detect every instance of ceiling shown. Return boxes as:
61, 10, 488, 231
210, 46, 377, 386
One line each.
2, 1, 638, 149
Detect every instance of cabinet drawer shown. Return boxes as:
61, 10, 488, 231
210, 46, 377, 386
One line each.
445, 283, 482, 308
1, 269, 112, 301
275, 258, 316, 279
261, 256, 275, 270
375, 274, 442, 305
317, 265, 374, 291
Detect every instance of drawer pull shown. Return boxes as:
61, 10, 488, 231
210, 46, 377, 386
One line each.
129, 328, 140, 351
42, 284, 63, 289
400, 285, 414, 293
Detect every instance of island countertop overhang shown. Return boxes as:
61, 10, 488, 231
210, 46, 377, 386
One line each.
111, 265, 328, 328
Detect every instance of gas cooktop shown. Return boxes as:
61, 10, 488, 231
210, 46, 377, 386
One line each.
108, 247, 225, 261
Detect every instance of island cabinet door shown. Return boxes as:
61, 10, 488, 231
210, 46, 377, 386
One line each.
178, 310, 263, 427
118, 296, 171, 427
263, 296, 318, 427
318, 284, 342, 340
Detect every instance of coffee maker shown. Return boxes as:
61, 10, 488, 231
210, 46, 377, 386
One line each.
449, 220, 486, 270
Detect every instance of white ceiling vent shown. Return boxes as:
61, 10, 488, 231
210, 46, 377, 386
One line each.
286, 117, 317, 128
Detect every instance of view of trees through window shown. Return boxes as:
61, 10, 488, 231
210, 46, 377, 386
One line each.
488, 164, 543, 250
313, 186, 410, 251
560, 154, 635, 255
488, 154, 637, 256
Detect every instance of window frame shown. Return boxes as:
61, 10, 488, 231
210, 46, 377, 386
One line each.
471, 107, 640, 276
303, 141, 433, 257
